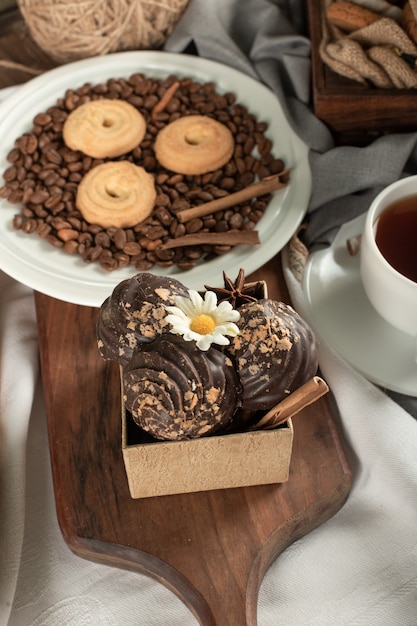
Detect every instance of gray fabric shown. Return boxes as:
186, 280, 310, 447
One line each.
165, 0, 417, 416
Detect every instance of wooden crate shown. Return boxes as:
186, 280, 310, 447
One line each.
306, 0, 417, 144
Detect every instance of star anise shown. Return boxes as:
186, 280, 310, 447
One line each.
204, 268, 265, 308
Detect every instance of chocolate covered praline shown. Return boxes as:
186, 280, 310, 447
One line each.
226, 299, 319, 411
97, 272, 189, 366
123, 334, 241, 441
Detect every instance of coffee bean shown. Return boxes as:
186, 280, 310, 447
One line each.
100, 256, 119, 271
123, 241, 142, 256
46, 234, 64, 247
22, 206, 34, 217
29, 189, 49, 204
112, 228, 127, 249
177, 259, 197, 270
94, 231, 111, 247
33, 113, 52, 127
12, 214, 23, 229
36, 222, 52, 238
78, 232, 93, 245
7, 148, 21, 163
18, 134, 38, 155
8, 190, 23, 203
3, 166, 17, 182
154, 246, 175, 261
134, 259, 153, 271
113, 252, 130, 267
186, 218, 204, 234
83, 245, 103, 262
63, 240, 79, 254
154, 193, 170, 208
229, 213, 244, 229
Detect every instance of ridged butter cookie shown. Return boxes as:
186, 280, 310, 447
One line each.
63, 98, 146, 158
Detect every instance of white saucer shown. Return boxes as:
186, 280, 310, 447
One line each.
303, 214, 417, 397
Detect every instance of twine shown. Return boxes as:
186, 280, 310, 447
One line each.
16, 0, 190, 65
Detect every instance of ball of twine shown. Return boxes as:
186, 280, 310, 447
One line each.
17, 0, 190, 65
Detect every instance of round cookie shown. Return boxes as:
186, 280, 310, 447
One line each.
154, 115, 235, 175
76, 160, 156, 228
123, 334, 241, 440
62, 98, 146, 158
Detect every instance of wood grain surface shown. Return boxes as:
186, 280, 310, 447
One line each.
0, 15, 55, 88
35, 256, 352, 626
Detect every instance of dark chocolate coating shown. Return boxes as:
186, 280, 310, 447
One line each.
123, 334, 241, 440
226, 299, 319, 411
97, 272, 189, 366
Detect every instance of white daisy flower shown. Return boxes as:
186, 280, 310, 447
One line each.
164, 290, 240, 351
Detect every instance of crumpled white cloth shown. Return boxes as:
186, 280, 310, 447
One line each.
0, 270, 199, 623
1, 101, 417, 626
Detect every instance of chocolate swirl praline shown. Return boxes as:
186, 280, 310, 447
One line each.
97, 272, 189, 366
123, 334, 241, 441
226, 299, 319, 411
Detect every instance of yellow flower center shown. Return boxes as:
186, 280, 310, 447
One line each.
190, 314, 216, 335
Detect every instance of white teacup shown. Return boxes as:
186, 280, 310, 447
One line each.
360, 175, 417, 337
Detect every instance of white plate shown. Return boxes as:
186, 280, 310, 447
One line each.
0, 51, 311, 308
303, 214, 417, 396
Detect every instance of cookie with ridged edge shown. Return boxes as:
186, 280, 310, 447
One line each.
123, 334, 241, 440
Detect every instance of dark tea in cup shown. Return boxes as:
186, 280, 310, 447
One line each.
375, 194, 417, 284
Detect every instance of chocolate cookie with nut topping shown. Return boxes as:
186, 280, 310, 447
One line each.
226, 299, 319, 411
97, 272, 189, 366
123, 334, 241, 440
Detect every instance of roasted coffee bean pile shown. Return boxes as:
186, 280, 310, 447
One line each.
0, 73, 285, 272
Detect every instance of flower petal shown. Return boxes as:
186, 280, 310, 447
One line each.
165, 306, 186, 319
224, 322, 240, 337
202, 290, 218, 312
196, 334, 212, 351
188, 290, 205, 311
216, 300, 241, 322
216, 299, 233, 314
215, 310, 240, 325
210, 333, 230, 346
181, 329, 199, 342
173, 295, 196, 317
165, 311, 189, 326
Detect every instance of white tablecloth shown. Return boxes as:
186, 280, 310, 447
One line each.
1, 37, 417, 626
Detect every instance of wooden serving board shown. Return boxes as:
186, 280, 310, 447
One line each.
35, 255, 352, 626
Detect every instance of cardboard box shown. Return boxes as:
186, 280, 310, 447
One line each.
121, 399, 293, 498
120, 279, 297, 498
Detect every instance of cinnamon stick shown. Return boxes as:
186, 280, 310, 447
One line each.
250, 376, 329, 431
176, 171, 290, 223
151, 81, 180, 120
159, 230, 260, 249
